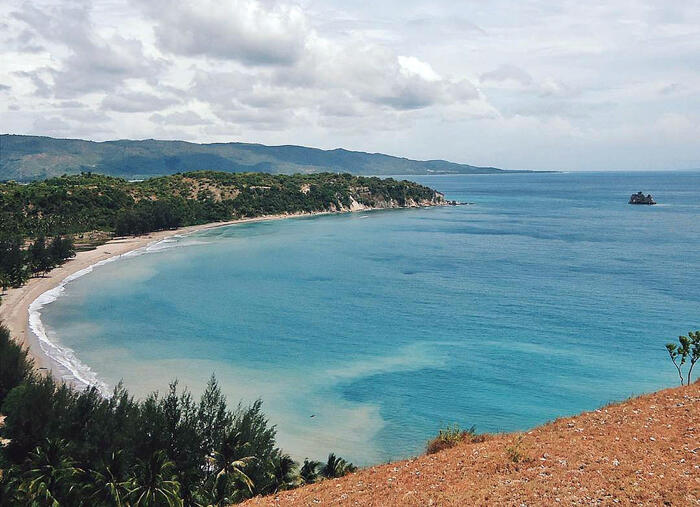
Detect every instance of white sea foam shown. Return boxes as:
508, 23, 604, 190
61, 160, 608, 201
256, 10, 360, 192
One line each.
27, 234, 208, 396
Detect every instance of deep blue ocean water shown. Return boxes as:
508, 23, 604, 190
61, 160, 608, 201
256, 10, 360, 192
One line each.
40, 171, 700, 465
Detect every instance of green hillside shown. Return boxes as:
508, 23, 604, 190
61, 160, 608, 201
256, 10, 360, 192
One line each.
0, 134, 511, 181
0, 171, 445, 237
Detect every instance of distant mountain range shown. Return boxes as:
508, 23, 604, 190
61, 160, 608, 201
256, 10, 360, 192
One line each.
0, 134, 525, 182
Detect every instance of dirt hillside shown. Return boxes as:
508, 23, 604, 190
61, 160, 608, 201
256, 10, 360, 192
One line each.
246, 382, 699, 506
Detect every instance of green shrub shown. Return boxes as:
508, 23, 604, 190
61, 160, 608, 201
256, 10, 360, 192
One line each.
426, 423, 481, 454
505, 434, 527, 463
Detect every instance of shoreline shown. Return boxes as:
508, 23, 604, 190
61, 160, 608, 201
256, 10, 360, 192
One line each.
0, 210, 351, 386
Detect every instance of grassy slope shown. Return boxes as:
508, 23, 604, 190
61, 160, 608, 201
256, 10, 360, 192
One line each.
246, 382, 700, 506
0, 134, 509, 181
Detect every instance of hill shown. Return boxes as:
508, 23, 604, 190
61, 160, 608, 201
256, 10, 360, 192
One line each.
0, 171, 445, 238
245, 382, 700, 505
0, 134, 511, 181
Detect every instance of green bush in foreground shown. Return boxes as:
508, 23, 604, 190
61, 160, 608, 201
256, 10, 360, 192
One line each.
0, 323, 355, 505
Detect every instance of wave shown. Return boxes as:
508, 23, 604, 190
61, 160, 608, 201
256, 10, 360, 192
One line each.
28, 234, 209, 396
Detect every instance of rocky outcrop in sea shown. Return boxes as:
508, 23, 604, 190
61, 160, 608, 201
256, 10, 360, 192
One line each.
629, 192, 656, 205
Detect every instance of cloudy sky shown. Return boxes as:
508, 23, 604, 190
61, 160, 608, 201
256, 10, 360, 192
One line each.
1, 0, 699, 171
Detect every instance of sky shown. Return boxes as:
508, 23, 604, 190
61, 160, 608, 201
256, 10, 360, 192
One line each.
1, 0, 699, 171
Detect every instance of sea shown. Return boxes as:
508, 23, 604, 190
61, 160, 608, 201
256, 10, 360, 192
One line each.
36, 171, 700, 465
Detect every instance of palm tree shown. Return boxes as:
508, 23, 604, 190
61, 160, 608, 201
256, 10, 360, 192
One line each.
201, 473, 242, 507
0, 467, 29, 505
208, 428, 255, 495
299, 458, 321, 484
198, 452, 254, 507
127, 450, 182, 507
320, 453, 356, 479
210, 451, 255, 495
19, 439, 82, 506
85, 451, 131, 506
266, 453, 298, 492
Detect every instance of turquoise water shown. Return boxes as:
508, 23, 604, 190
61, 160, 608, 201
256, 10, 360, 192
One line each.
40, 172, 700, 465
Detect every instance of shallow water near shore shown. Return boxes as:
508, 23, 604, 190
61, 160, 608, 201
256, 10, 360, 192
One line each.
40, 171, 700, 465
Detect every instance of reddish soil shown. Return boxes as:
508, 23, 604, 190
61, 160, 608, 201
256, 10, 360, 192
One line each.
246, 383, 699, 506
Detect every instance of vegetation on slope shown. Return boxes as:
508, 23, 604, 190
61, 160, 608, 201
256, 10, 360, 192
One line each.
0, 171, 443, 237
0, 325, 355, 505
0, 234, 75, 290
0, 134, 509, 181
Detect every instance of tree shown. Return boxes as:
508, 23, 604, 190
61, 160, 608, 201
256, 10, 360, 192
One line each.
0, 235, 27, 287
1, 375, 63, 464
29, 235, 52, 274
127, 450, 183, 507
320, 453, 356, 479
18, 439, 82, 506
208, 428, 255, 499
0, 271, 9, 294
0, 466, 28, 505
266, 453, 298, 492
299, 459, 321, 484
197, 376, 233, 478
48, 235, 75, 266
666, 331, 700, 385
0, 324, 33, 406
84, 451, 131, 506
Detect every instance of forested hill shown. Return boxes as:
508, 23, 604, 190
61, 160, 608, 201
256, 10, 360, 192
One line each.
0, 134, 510, 181
0, 171, 445, 239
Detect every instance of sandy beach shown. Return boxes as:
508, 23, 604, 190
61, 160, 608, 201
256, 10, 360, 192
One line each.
0, 212, 329, 374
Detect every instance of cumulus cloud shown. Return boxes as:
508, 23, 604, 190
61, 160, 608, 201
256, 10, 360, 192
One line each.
102, 91, 180, 113
11, 1, 160, 98
479, 65, 579, 119
141, 0, 309, 66
135, 0, 483, 120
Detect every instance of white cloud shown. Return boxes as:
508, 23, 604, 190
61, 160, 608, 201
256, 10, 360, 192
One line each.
102, 91, 180, 113
481, 64, 533, 87
398, 56, 442, 82
141, 0, 310, 66
10, 1, 160, 98
150, 111, 211, 126
1, 0, 699, 170
31, 116, 72, 136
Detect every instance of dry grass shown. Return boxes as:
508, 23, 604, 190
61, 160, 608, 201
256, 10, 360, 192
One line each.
244, 382, 700, 506
425, 424, 488, 455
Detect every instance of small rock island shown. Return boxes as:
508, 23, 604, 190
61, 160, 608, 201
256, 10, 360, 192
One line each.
629, 191, 656, 205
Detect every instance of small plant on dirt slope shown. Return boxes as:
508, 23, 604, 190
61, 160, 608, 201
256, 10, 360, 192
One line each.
666, 331, 700, 385
505, 434, 528, 463
426, 424, 483, 454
